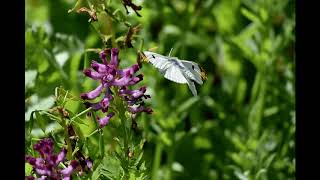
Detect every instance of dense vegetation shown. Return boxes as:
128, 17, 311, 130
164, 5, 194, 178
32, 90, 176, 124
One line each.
25, 0, 295, 179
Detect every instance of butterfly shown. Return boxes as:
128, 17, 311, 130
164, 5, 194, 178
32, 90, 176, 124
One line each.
142, 50, 207, 96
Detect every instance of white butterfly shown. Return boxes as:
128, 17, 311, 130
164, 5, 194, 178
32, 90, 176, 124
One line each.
143, 50, 206, 96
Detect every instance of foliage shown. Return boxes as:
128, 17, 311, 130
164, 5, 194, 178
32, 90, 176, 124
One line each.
26, 0, 295, 179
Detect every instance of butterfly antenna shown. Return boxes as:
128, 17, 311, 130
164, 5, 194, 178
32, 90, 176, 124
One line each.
168, 48, 173, 57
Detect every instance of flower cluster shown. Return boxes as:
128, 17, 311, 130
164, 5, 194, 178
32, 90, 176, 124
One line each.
81, 48, 152, 128
25, 138, 92, 180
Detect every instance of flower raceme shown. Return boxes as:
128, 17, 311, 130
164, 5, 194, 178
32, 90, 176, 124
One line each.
81, 48, 152, 128
25, 138, 91, 180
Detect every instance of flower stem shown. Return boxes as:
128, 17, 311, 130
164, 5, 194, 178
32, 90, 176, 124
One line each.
114, 90, 130, 176
63, 119, 73, 160
57, 107, 73, 160
152, 142, 163, 180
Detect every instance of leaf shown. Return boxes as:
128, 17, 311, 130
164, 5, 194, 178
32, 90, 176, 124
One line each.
25, 163, 33, 176
193, 136, 212, 150
159, 132, 172, 146
177, 96, 200, 114
134, 151, 144, 167
234, 170, 249, 180
255, 168, 267, 179
34, 111, 47, 133
68, 0, 86, 13
172, 162, 184, 173
27, 111, 35, 135
25, 70, 38, 89
55, 86, 83, 103
69, 52, 82, 89
241, 8, 262, 25
72, 123, 86, 141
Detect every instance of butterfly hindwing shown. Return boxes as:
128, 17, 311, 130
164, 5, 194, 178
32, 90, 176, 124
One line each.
180, 60, 203, 85
185, 78, 197, 96
164, 65, 188, 84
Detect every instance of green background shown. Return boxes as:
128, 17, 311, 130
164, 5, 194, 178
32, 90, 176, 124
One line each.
26, 0, 295, 179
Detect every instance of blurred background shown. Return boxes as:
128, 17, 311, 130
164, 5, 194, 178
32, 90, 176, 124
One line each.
26, 0, 295, 179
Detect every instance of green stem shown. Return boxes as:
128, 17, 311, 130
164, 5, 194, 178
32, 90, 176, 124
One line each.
62, 119, 73, 160
70, 107, 92, 121
86, 128, 99, 138
166, 147, 175, 180
152, 142, 163, 180
119, 112, 129, 154
113, 89, 130, 177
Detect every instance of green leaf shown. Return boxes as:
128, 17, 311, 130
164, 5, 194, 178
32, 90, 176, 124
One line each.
193, 136, 212, 150
27, 111, 35, 135
25, 70, 38, 89
134, 151, 144, 167
69, 52, 82, 89
25, 163, 33, 176
241, 8, 262, 25
72, 123, 86, 141
255, 168, 267, 179
55, 86, 83, 103
68, 0, 86, 13
177, 96, 200, 114
34, 111, 47, 133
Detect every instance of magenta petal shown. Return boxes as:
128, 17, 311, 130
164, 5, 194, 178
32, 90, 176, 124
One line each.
80, 84, 103, 100
55, 148, 67, 164
61, 160, 78, 177
99, 51, 108, 65
35, 168, 51, 176
128, 74, 143, 85
100, 97, 110, 109
83, 69, 104, 80
91, 61, 108, 73
97, 113, 115, 128
118, 64, 140, 76
84, 102, 102, 111
111, 73, 132, 86
86, 159, 93, 169
129, 105, 153, 114
109, 48, 119, 67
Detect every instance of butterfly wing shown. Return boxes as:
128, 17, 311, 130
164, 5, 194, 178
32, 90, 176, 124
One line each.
164, 65, 188, 84
144, 51, 199, 96
185, 78, 197, 96
144, 51, 188, 83
180, 60, 203, 85
143, 51, 172, 70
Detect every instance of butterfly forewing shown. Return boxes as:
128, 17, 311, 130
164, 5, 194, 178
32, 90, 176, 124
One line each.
144, 51, 172, 70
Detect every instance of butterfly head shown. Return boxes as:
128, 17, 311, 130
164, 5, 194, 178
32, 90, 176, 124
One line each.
138, 51, 149, 63
200, 66, 207, 81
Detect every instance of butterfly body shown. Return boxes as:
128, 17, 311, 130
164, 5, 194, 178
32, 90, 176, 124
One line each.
143, 51, 206, 96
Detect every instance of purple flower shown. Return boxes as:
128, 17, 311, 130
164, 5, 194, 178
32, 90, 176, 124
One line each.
25, 138, 79, 179
81, 48, 152, 128
97, 112, 115, 128
60, 160, 79, 177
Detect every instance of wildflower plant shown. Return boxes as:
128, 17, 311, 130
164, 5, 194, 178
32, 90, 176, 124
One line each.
26, 0, 153, 179
81, 48, 152, 128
